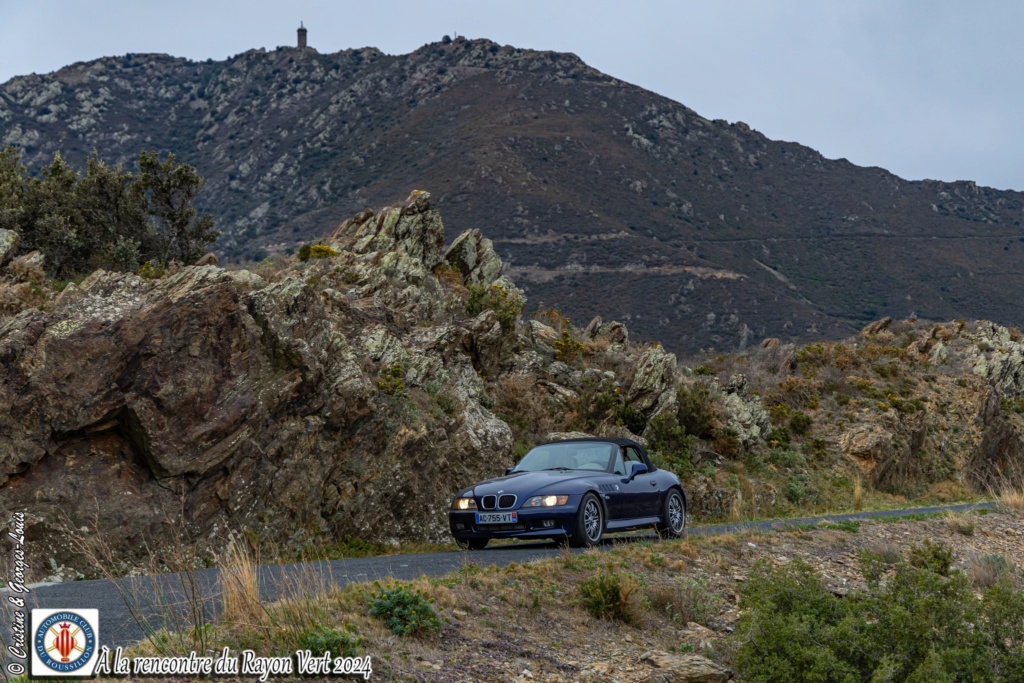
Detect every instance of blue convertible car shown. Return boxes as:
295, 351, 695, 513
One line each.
448, 437, 687, 549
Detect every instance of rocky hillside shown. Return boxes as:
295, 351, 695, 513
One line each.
3, 38, 1024, 352
2, 193, 1024, 581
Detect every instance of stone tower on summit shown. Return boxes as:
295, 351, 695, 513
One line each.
297, 22, 307, 49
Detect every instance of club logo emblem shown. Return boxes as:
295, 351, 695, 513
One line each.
32, 609, 99, 677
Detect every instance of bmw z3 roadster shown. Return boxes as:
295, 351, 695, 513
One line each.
448, 437, 687, 549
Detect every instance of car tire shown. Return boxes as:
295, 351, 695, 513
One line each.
456, 538, 489, 550
656, 489, 686, 539
569, 493, 604, 548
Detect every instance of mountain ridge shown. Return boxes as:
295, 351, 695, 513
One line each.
3, 36, 1023, 352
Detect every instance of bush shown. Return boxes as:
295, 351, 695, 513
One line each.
309, 244, 338, 259
296, 625, 361, 657
1, 147, 218, 277
466, 282, 523, 331
766, 426, 791, 449
578, 569, 639, 624
646, 576, 722, 627
553, 328, 585, 363
615, 403, 647, 435
734, 552, 1024, 683
366, 583, 441, 636
646, 413, 696, 480
376, 363, 405, 395
676, 382, 717, 440
789, 411, 813, 436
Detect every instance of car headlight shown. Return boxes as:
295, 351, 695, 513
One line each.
523, 495, 569, 507
453, 497, 477, 510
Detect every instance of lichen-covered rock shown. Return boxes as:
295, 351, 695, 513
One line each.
968, 321, 1024, 398
628, 344, 678, 412
639, 650, 733, 682
582, 315, 629, 344
719, 389, 770, 448
862, 316, 894, 336
444, 228, 503, 286
0, 229, 18, 267
342, 190, 445, 269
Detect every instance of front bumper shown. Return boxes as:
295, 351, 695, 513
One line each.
448, 502, 580, 541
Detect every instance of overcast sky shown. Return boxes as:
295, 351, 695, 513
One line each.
1, 1, 1021, 191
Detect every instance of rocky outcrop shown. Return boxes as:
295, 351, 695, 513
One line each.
628, 344, 678, 413
717, 375, 770, 448
443, 229, 502, 286
638, 651, 733, 682
0, 193, 526, 580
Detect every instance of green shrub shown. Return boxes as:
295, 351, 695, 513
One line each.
1, 147, 218, 277
766, 426, 791, 449
308, 244, 338, 259
466, 282, 523, 331
785, 478, 806, 504
734, 553, 1024, 683
646, 413, 696, 480
615, 403, 647, 435
553, 329, 585, 362
296, 625, 361, 657
578, 569, 638, 624
676, 382, 717, 439
137, 260, 166, 280
366, 583, 441, 636
789, 412, 813, 436
297, 243, 338, 262
376, 363, 405, 395
908, 539, 953, 577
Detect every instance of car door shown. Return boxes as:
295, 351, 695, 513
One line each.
618, 446, 662, 518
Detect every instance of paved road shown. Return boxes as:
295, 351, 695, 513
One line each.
7, 501, 996, 653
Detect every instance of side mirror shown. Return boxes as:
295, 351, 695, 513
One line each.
505, 467, 515, 475
626, 462, 648, 481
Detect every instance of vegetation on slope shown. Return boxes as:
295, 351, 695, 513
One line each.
0, 146, 217, 277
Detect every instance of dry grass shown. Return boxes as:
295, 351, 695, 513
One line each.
728, 493, 743, 523
942, 512, 976, 537
218, 539, 263, 626
965, 552, 1017, 590
1000, 483, 1024, 511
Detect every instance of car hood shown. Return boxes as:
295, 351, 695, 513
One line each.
465, 470, 601, 498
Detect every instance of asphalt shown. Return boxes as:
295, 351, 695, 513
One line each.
6, 501, 997, 654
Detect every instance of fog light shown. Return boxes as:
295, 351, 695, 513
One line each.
541, 520, 555, 528
455, 523, 466, 530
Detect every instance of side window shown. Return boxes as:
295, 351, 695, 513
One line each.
624, 447, 645, 473
613, 448, 626, 475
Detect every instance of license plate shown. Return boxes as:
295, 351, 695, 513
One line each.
476, 512, 517, 524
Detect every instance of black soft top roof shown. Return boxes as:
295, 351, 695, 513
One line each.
543, 436, 646, 450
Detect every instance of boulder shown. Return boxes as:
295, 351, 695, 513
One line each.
0, 229, 18, 267
639, 650, 733, 682
628, 344, 678, 412
341, 190, 445, 269
194, 252, 219, 266
719, 380, 770, 449
444, 228, 503, 286
862, 316, 894, 336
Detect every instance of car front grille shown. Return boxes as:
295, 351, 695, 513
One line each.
498, 494, 517, 509
481, 495, 496, 510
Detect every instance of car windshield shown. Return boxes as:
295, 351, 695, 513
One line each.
511, 442, 616, 473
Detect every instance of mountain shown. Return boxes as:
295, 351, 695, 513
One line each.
3, 36, 1024, 352
3, 193, 1023, 581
